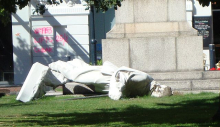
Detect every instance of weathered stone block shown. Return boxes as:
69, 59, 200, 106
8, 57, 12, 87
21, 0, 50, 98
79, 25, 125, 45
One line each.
125, 22, 179, 33
203, 71, 220, 79
106, 24, 125, 39
178, 22, 197, 36
102, 39, 130, 67
130, 37, 176, 72
192, 80, 220, 90
134, 0, 168, 23
125, 32, 179, 38
115, 0, 134, 23
168, 0, 186, 21
148, 71, 203, 81
176, 36, 203, 71
116, 0, 186, 23
103, 0, 203, 73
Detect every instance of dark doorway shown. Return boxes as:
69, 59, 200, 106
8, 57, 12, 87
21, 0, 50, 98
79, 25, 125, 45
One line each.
212, 12, 220, 44
0, 17, 14, 84
212, 2, 220, 63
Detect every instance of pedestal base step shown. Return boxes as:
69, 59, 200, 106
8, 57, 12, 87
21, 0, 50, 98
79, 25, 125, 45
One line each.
149, 71, 220, 92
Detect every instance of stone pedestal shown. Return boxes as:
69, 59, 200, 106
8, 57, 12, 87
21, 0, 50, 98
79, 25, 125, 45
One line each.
102, 0, 203, 72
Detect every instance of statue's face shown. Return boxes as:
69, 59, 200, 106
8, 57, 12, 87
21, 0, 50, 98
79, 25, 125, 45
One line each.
151, 84, 172, 97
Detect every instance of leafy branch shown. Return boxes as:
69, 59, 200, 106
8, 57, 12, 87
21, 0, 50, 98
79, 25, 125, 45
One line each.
32, 0, 63, 15
84, 0, 124, 12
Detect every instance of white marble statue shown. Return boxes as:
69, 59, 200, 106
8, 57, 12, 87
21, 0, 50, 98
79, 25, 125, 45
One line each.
16, 59, 172, 102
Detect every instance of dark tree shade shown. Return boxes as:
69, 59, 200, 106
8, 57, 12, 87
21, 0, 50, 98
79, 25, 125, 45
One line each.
0, 0, 30, 25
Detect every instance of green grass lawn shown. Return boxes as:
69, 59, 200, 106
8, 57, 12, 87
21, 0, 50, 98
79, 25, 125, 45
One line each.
0, 92, 220, 126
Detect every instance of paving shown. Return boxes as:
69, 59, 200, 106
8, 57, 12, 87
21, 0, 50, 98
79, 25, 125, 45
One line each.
0, 85, 21, 95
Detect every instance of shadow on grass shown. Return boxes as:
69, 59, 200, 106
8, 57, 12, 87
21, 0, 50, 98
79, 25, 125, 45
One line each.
0, 102, 33, 107
14, 96, 220, 126
0, 93, 5, 98
0, 96, 55, 107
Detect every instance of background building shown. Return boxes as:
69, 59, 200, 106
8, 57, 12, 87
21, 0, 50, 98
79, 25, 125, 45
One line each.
9, 0, 116, 85
0, 0, 218, 85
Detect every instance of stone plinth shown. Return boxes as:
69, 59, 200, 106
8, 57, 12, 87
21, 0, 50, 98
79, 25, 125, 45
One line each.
115, 0, 186, 23
102, 0, 203, 72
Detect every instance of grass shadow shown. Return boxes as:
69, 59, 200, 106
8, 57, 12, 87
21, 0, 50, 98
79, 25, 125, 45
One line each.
0, 95, 55, 107
13, 95, 220, 126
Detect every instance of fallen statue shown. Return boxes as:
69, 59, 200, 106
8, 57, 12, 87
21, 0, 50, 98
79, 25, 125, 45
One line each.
16, 59, 172, 102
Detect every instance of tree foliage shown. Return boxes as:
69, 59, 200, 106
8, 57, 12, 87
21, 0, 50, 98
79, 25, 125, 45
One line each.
0, 0, 30, 25
1, 0, 220, 26
84, 0, 123, 12
0, 0, 123, 25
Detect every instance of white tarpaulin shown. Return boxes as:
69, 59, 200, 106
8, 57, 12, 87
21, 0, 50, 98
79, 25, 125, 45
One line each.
16, 59, 172, 102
